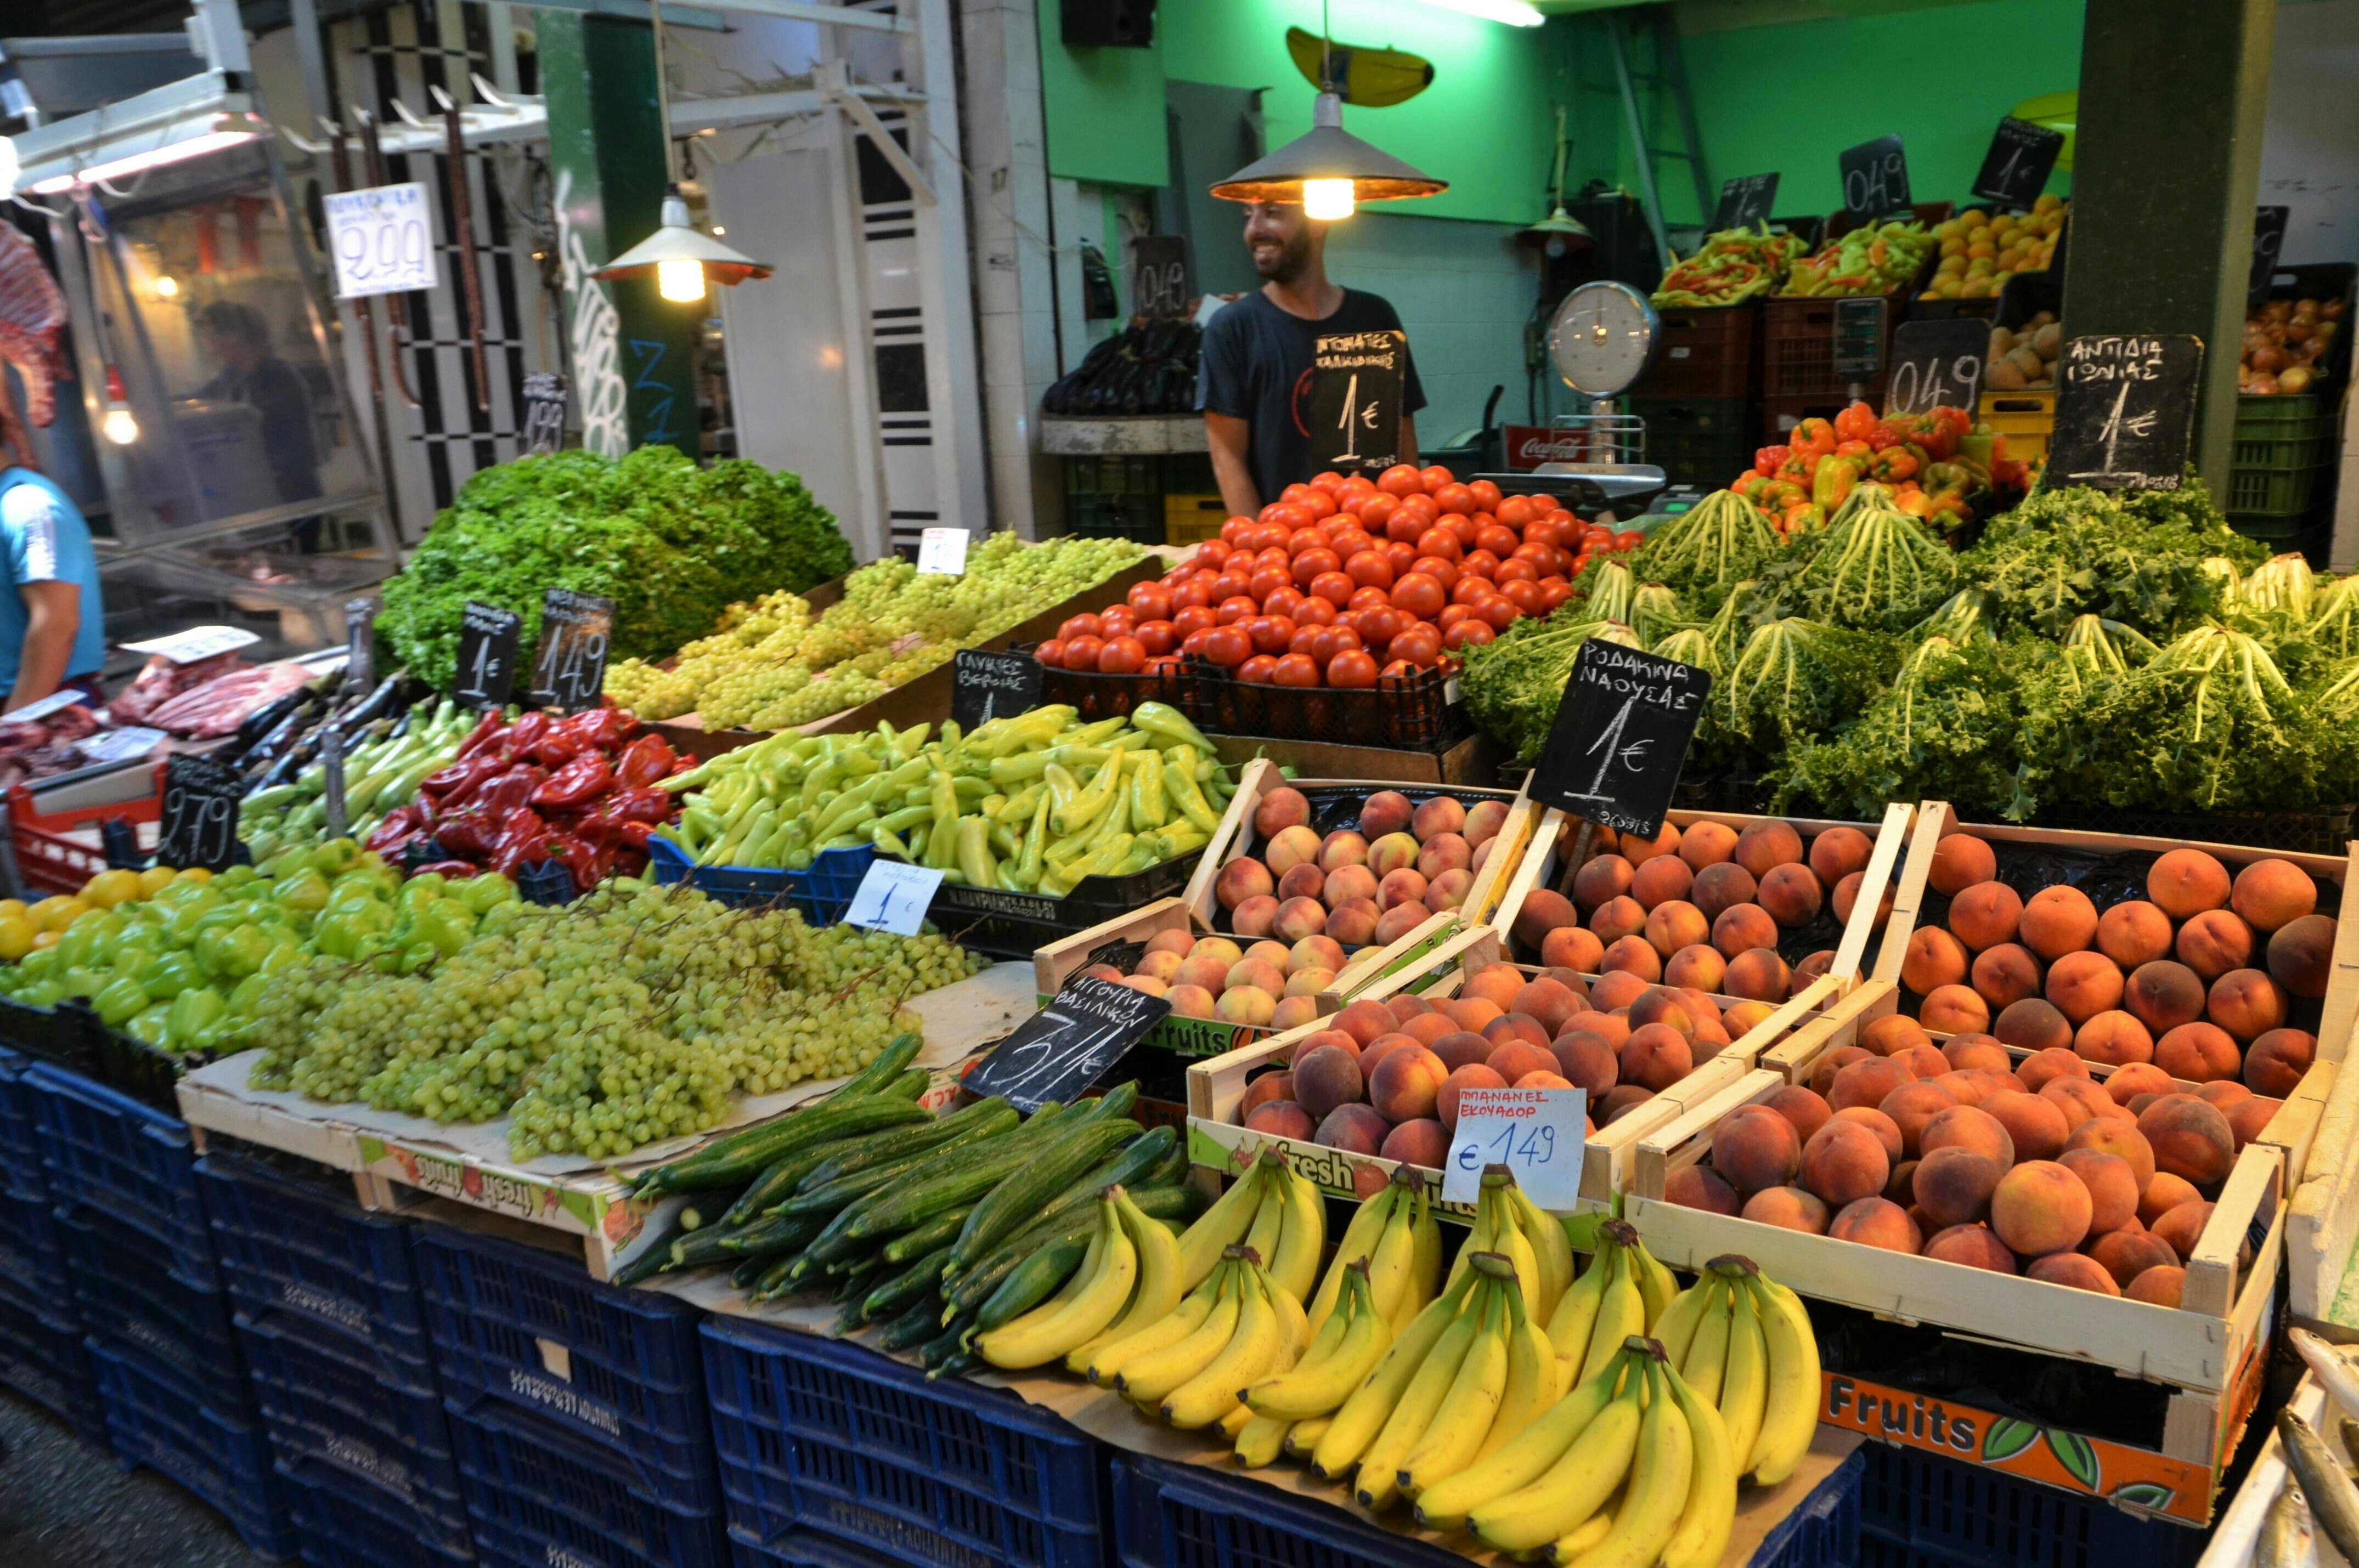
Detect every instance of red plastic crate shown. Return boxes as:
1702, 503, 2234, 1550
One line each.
1633, 304, 1760, 399
7, 758, 162, 895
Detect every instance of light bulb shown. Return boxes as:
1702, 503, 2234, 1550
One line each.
154, 275, 179, 299
658, 256, 706, 303
1303, 179, 1357, 220
102, 405, 139, 445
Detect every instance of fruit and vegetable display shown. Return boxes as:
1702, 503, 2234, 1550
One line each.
1775, 221, 1937, 298
1985, 312, 2062, 390
379, 446, 853, 686
658, 704, 1231, 893
2241, 293, 2344, 395
239, 695, 477, 862
1090, 929, 1344, 1032
605, 533, 1147, 731
1917, 197, 2068, 303
1731, 401, 2028, 538
1211, 786, 1513, 950
1651, 226, 1811, 307
1035, 467, 1643, 687
1042, 316, 1200, 417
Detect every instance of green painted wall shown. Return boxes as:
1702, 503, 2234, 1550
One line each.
1037, 0, 1166, 189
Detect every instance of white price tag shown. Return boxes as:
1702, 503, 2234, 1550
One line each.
1441, 1087, 1587, 1209
80, 727, 166, 764
845, 859, 946, 936
7, 689, 93, 723
121, 625, 261, 664
324, 182, 438, 299
916, 528, 970, 576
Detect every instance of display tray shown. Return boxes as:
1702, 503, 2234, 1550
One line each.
1208, 728, 1506, 789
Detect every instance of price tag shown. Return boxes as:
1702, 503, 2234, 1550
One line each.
79, 727, 165, 765
2048, 335, 2205, 493
345, 598, 377, 689
845, 859, 947, 936
1831, 296, 1887, 384
522, 372, 568, 455
916, 528, 970, 576
1130, 234, 1193, 318
159, 752, 246, 871
7, 689, 93, 723
1308, 329, 1407, 476
951, 649, 1045, 731
121, 625, 261, 664
530, 588, 615, 713
1527, 640, 1710, 840
2250, 206, 2290, 307
453, 601, 522, 710
1838, 134, 1910, 219
1711, 173, 1779, 233
1442, 1087, 1587, 1209
1970, 117, 2064, 211
323, 182, 438, 299
321, 726, 347, 841
1885, 317, 1989, 416
962, 975, 1173, 1113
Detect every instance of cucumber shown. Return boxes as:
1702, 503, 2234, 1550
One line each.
919, 1316, 973, 1368
749, 1256, 798, 1302
632, 1095, 932, 1196
946, 1182, 1194, 1318
880, 1292, 947, 1351
881, 1203, 978, 1265
973, 1233, 1091, 1333
798, 1096, 1015, 1193
832, 1031, 924, 1099
774, 1107, 1020, 1219
729, 1254, 777, 1290
612, 1214, 701, 1287
722, 1098, 1013, 1227
669, 1220, 761, 1271
833, 1106, 1088, 1242
718, 1212, 820, 1257
862, 1244, 953, 1323
878, 1068, 930, 1101
939, 1127, 1175, 1283
833, 1255, 891, 1305
927, 1350, 982, 1381
947, 1118, 1148, 1272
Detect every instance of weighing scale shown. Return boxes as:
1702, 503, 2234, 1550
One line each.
1476, 280, 1669, 517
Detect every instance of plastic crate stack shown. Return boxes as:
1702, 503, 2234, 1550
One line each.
0, 1043, 104, 1441
26, 1061, 296, 1559
195, 1147, 475, 1568
701, 1317, 1110, 1568
1856, 1441, 2203, 1568
414, 1226, 726, 1568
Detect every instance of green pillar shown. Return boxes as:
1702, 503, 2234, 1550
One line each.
538, 10, 699, 456
2062, 0, 2276, 494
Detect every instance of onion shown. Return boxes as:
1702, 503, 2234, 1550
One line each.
2251, 345, 2287, 373
2280, 365, 2314, 394
2249, 373, 2282, 395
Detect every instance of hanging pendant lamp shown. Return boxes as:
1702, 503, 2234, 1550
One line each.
1209, 91, 1446, 218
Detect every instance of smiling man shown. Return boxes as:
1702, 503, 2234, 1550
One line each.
1197, 201, 1425, 518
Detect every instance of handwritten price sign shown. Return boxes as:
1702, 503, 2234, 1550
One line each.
324, 182, 438, 299
1442, 1086, 1587, 1209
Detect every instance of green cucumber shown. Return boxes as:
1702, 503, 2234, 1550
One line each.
880, 1293, 947, 1351
633, 1095, 933, 1196
919, 1316, 973, 1368
797, 1097, 1015, 1193
947, 1118, 1147, 1272
927, 1350, 982, 1381
939, 1127, 1175, 1284
832, 1031, 925, 1099
973, 1233, 1092, 1333
612, 1211, 706, 1287
749, 1256, 799, 1301
721, 1098, 1013, 1227
878, 1068, 930, 1101
774, 1107, 1020, 1219
848, 1117, 1138, 1246
718, 1212, 820, 1257
669, 1220, 760, 1271
947, 1182, 1193, 1317
828, 1105, 1082, 1242
881, 1203, 979, 1266
862, 1244, 953, 1323
730, 1254, 778, 1290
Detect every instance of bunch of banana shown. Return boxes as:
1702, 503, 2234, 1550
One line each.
1098, 1243, 1306, 1430
972, 1186, 1181, 1370
1305, 1165, 1441, 1339
1548, 1218, 1678, 1383
1176, 1147, 1325, 1303
1440, 1167, 1572, 1326
1650, 1255, 1822, 1487
1234, 1259, 1395, 1468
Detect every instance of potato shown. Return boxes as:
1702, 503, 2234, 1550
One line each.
1985, 357, 2028, 391
2032, 322, 2062, 358
2006, 346, 2045, 380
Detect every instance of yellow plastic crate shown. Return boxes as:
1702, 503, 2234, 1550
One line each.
1979, 387, 2055, 465
1164, 493, 1227, 547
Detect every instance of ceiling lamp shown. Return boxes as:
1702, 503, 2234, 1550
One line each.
1210, 91, 1446, 217
100, 366, 138, 446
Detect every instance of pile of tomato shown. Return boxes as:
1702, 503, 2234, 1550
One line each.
1034, 464, 1643, 690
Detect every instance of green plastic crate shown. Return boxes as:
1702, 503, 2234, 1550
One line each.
2228, 392, 2334, 521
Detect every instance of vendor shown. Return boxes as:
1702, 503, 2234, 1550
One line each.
195, 300, 324, 544
0, 440, 107, 712
1198, 201, 1426, 518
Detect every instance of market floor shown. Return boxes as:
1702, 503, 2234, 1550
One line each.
0, 1391, 266, 1567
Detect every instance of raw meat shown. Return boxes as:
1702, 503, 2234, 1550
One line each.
109, 650, 251, 725
146, 661, 311, 737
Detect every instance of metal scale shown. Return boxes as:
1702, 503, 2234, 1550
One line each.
1476, 280, 1670, 518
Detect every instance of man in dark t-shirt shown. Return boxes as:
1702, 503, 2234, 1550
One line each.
1196, 202, 1426, 516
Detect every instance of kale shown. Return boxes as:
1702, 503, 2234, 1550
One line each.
1460, 614, 1644, 765
1627, 489, 1780, 609
1959, 478, 2264, 640
1717, 618, 1899, 762
1768, 486, 1959, 633
1773, 636, 2025, 819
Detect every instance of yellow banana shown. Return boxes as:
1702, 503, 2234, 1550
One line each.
1233, 1409, 1291, 1468
1283, 25, 1435, 109
1680, 1282, 1734, 1403
1659, 1355, 1737, 1568
1715, 1273, 1769, 1478
1557, 1497, 1621, 1562
1626, 1230, 1678, 1332
1267, 1280, 1354, 1388
1219, 1402, 1254, 1440
977, 1196, 1138, 1368
1269, 1256, 1310, 1360
1401, 1277, 1511, 1497
1267, 1161, 1325, 1306
1508, 1184, 1573, 1323
1416, 1348, 1630, 1531
1742, 1270, 1822, 1485
1119, 1265, 1242, 1406
1363, 1188, 1418, 1324
1307, 1174, 1401, 1335
1582, 1247, 1647, 1385
1164, 1262, 1285, 1429
1405, 1183, 1442, 1330
1088, 1277, 1215, 1388
1545, 1241, 1611, 1360
1466, 1351, 1644, 1553
1312, 1267, 1480, 1480
1283, 1416, 1331, 1457
1067, 1187, 1184, 1374
1443, 1190, 1498, 1299
1478, 1284, 1555, 1465
1551, 1355, 1691, 1568
1355, 1292, 1483, 1510
1243, 1173, 1286, 1267
1250, 1263, 1392, 1420
1177, 1164, 1264, 1289
1650, 1277, 1717, 1369
1488, 1184, 1544, 1321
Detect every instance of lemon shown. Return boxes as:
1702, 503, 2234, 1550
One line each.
0, 899, 24, 922
173, 867, 213, 884
137, 867, 176, 896
31, 930, 59, 950
82, 868, 144, 909
0, 915, 33, 961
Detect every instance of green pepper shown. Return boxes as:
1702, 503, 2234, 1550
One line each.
92, 974, 150, 1028
128, 1004, 173, 1045
137, 950, 203, 1001
272, 869, 331, 915
197, 922, 276, 981
413, 897, 478, 955
166, 986, 226, 1042
226, 972, 270, 1017
453, 874, 519, 915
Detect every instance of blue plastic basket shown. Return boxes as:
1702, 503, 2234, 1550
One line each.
0, 1174, 74, 1309
726, 1525, 916, 1568
448, 1397, 729, 1568
1758, 1449, 1863, 1568
647, 835, 877, 924
414, 1225, 715, 1503
53, 1199, 250, 1413
88, 1335, 298, 1561
26, 1060, 219, 1284
0, 1041, 50, 1187
196, 1148, 438, 1392
276, 1458, 477, 1568
702, 1318, 1108, 1568
0, 1281, 104, 1442
1857, 1439, 2205, 1568
239, 1313, 471, 1555
517, 859, 579, 907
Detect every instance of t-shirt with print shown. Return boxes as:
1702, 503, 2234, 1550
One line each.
1195, 288, 1427, 506
0, 468, 107, 692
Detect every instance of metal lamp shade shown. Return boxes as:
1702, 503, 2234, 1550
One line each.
592, 193, 773, 286
1209, 92, 1446, 205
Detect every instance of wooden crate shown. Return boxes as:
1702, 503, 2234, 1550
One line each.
1031, 895, 1340, 1060
2287, 1050, 2359, 1323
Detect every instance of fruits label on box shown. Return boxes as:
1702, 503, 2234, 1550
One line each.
1189, 1116, 1479, 1220
358, 1134, 621, 1237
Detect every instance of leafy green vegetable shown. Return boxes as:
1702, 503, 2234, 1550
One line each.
1460, 614, 1642, 765
1771, 485, 1959, 633
1628, 490, 1779, 608
1572, 558, 1638, 625
1717, 619, 1898, 760
1959, 479, 2264, 640
380, 447, 853, 683
1775, 636, 2024, 819
1630, 582, 1690, 645
2311, 576, 2359, 659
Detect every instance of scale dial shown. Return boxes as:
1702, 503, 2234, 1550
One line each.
1548, 281, 1662, 398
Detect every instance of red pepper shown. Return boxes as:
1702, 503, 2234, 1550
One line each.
616, 820, 658, 851
409, 860, 481, 879
613, 847, 650, 879
1776, 451, 1817, 484
613, 733, 676, 791
453, 710, 508, 761
1753, 444, 1791, 479
545, 833, 608, 893
421, 751, 505, 805
1869, 447, 1920, 484
561, 706, 637, 750
500, 711, 551, 763
365, 806, 426, 853
1833, 439, 1871, 460
430, 809, 500, 860
1789, 418, 1837, 460
533, 751, 613, 812
670, 752, 698, 777
530, 726, 587, 768
1833, 401, 1878, 443
490, 807, 550, 878
1867, 419, 1912, 452
471, 766, 547, 822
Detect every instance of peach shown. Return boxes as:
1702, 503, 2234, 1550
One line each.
1930, 834, 1998, 895
1231, 896, 1280, 938
2064, 1117, 2157, 1191
1925, 1223, 2016, 1272
1368, 833, 1421, 881
2206, 969, 2286, 1042
2149, 848, 2232, 919
1592, 896, 1648, 944
1462, 800, 1510, 851
2227, 1096, 2278, 1150
1832, 1107, 1905, 1166
1971, 944, 2045, 1011
2196, 1079, 2253, 1110
2058, 1147, 2139, 1233
2017, 1048, 2089, 1093
2019, 886, 2100, 961
1620, 1024, 1695, 1092
1831, 1196, 1921, 1254
1174, 954, 1232, 995
1742, 1185, 1830, 1234
1255, 786, 1313, 837
1167, 983, 1217, 1020
1995, 999, 2072, 1055
1409, 795, 1465, 842
1136, 950, 1186, 986
1692, 862, 1759, 921
1859, 1016, 1931, 1058
1902, 928, 1971, 994
1562, 1009, 1632, 1049
1895, 1044, 1954, 1083
1724, 1000, 1776, 1037
1290, 935, 1347, 975
2126, 1266, 2185, 1306
2173, 909, 2252, 982
1387, 994, 1434, 1022
1876, 1080, 1959, 1158
1630, 854, 1695, 910
1678, 820, 1740, 870
1629, 986, 1699, 1034
1653, 943, 1718, 993
1667, 1164, 1740, 1215
1319, 830, 1371, 873
2137, 1173, 2200, 1227
1797, 950, 1838, 992
1486, 1039, 1558, 1086
1265, 825, 1324, 879
2096, 901, 2175, 969
1760, 1085, 1832, 1146
2087, 1227, 2179, 1288
1217, 858, 1277, 913
2046, 950, 2125, 1024
1551, 1033, 1619, 1095
1118, 975, 1171, 998
1712, 904, 1781, 960
1374, 868, 1427, 914
1944, 1036, 2012, 1074
2042, 1078, 2119, 1133
1600, 935, 1664, 983
1809, 827, 1875, 889
1833, 872, 1894, 928
2245, 1028, 2316, 1096
1914, 1148, 2006, 1228
1948, 881, 2023, 952
1315, 1103, 1390, 1154
1272, 996, 1322, 1029
1331, 1000, 1396, 1048
1358, 1031, 1420, 1079
1420, 839, 1473, 890
1598, 1085, 1656, 1124
1368, 1044, 1448, 1123
1991, 1160, 2092, 1256
2155, 1022, 2240, 1084
1720, 948, 1787, 1004
1590, 972, 1650, 1012
2268, 914, 2338, 998
1759, 864, 1824, 929
1242, 1072, 1297, 1122
1275, 863, 1327, 905
1357, 790, 1415, 840
1293, 1044, 1366, 1120
1831, 1057, 1911, 1114
2100, 1063, 2171, 1107
1431, 1031, 1494, 1073
1735, 820, 1805, 879
1541, 926, 1607, 973
2151, 1200, 2214, 1261
1644, 901, 1711, 959
1216, 987, 1278, 1026
1373, 903, 1433, 946
1145, 927, 1197, 960
1245, 1101, 1316, 1140
2232, 859, 2317, 932
2074, 1011, 2154, 1068
1444, 997, 1505, 1035
1227, 957, 1287, 997
1381, 1118, 1451, 1168
1572, 856, 1635, 915
2027, 1253, 2119, 1295
1920, 985, 1991, 1035
1808, 1045, 1872, 1099
1503, 979, 1576, 1036
1246, 939, 1291, 970
1887, 1159, 1921, 1205
1324, 865, 1380, 908
2137, 1095, 2236, 1186
1802, 1118, 1891, 1207
1713, 1104, 1803, 1194
1983, 1091, 2069, 1162
1920, 1105, 2016, 1168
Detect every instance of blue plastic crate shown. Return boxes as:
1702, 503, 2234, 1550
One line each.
1758, 1449, 1863, 1568
517, 859, 578, 907
647, 835, 877, 924
1857, 1439, 2205, 1568
53, 1199, 250, 1414
0, 1281, 104, 1442
414, 1225, 714, 1499
89, 1335, 298, 1561
702, 1318, 1108, 1568
727, 1525, 914, 1568
0, 1041, 50, 1188
0, 1175, 74, 1308
277, 1458, 477, 1568
448, 1397, 728, 1568
197, 1148, 438, 1392
238, 1312, 472, 1555
26, 1060, 219, 1284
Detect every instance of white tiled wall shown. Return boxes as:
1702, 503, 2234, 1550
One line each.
1322, 212, 1537, 448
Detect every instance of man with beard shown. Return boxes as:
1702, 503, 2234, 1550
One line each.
1197, 201, 1425, 518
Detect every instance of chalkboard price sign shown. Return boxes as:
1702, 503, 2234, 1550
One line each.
952, 649, 1045, 731
1970, 118, 2064, 211
2250, 206, 2290, 307
522, 372, 567, 455
1712, 173, 1780, 233
1528, 641, 1711, 839
1832, 297, 1887, 383
1306, 329, 1407, 476
962, 975, 1172, 1113
453, 601, 522, 710
531, 587, 615, 713
1131, 235, 1192, 319
2047, 335, 2205, 493
1885, 316, 1989, 416
160, 753, 247, 871
1839, 134, 1910, 219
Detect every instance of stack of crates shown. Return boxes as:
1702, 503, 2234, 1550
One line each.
0, 1043, 102, 1441
414, 1225, 726, 1568
196, 1146, 473, 1568
28, 1061, 295, 1558
2228, 393, 2338, 542
1063, 452, 1218, 546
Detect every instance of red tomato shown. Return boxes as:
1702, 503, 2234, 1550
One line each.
1311, 624, 1364, 664
1345, 549, 1395, 591
1296, 596, 1338, 627
1127, 584, 1173, 620
1495, 558, 1539, 585
1243, 522, 1286, 553
1288, 625, 1322, 656
1201, 625, 1252, 667
1329, 526, 1376, 559
1259, 502, 1310, 531
1356, 605, 1405, 648
1539, 581, 1574, 613
1475, 523, 1519, 559
1411, 556, 1460, 591
1328, 649, 1380, 688
1279, 528, 1320, 559
1584, 524, 1616, 548
1162, 565, 1198, 586
1451, 576, 1494, 607
1419, 465, 1454, 494
1477, 597, 1521, 631
1282, 483, 1316, 505
1310, 570, 1357, 609
1273, 653, 1322, 688
1098, 636, 1147, 675
1469, 479, 1504, 513
1447, 513, 1481, 547
1264, 585, 1308, 620
1384, 540, 1420, 578
1386, 509, 1428, 545
1567, 556, 1590, 578
1616, 530, 1646, 551
1238, 654, 1280, 684
1216, 595, 1258, 626
1249, 566, 1291, 603
1181, 627, 1214, 657
1399, 491, 1441, 520
1291, 548, 1342, 588
1300, 489, 1339, 521
1197, 539, 1234, 569
1378, 464, 1424, 497
1172, 578, 1215, 611
1357, 493, 1401, 530
1036, 638, 1066, 667
1144, 653, 1181, 676
1062, 635, 1105, 671
1434, 483, 1476, 517
1513, 541, 1558, 571
1443, 620, 1494, 650
1220, 517, 1251, 546
1415, 528, 1463, 563
1389, 622, 1442, 666
1495, 495, 1534, 528
1347, 585, 1392, 613
1312, 470, 1346, 492
1437, 604, 1475, 632
1211, 575, 1253, 604
1499, 579, 1545, 615
1391, 573, 1446, 620
1172, 604, 1217, 636
1247, 615, 1297, 655
1461, 550, 1501, 579
1135, 619, 1177, 655
1058, 613, 1102, 642
1379, 659, 1420, 686
1255, 545, 1291, 571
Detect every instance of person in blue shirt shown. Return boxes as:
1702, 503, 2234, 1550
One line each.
0, 439, 107, 712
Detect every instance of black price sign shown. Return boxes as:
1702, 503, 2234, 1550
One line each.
1306, 329, 1406, 476
962, 975, 1172, 1113
1528, 641, 1711, 840
952, 648, 1044, 732
2047, 335, 2205, 493
1839, 134, 1911, 219
345, 597, 377, 689
320, 726, 347, 841
522, 372, 567, 455
1885, 316, 1989, 416
1970, 118, 2064, 211
1832, 297, 1887, 383
1131, 235, 1192, 319
159, 753, 246, 871
454, 601, 522, 710
2250, 206, 2290, 307
1712, 172, 1780, 233
531, 588, 615, 713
